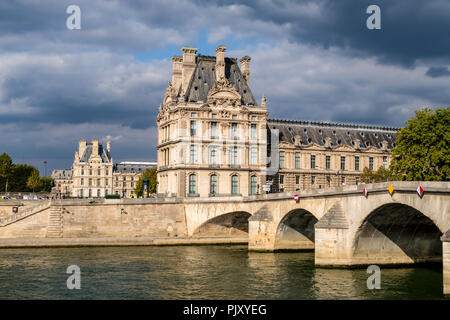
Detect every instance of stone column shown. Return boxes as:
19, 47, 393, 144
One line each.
442, 230, 450, 298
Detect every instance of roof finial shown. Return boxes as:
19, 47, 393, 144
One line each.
261, 94, 267, 107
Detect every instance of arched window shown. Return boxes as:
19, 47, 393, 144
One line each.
231, 175, 239, 195
210, 174, 218, 195
250, 176, 257, 195
189, 174, 196, 195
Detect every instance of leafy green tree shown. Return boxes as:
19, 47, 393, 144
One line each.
40, 177, 55, 192
360, 166, 395, 183
390, 107, 449, 181
27, 169, 42, 192
0, 153, 13, 194
8, 164, 35, 192
134, 167, 158, 197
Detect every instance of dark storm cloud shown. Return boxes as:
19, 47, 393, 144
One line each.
426, 67, 450, 78
213, 0, 450, 67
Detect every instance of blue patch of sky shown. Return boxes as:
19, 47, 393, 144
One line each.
134, 29, 270, 61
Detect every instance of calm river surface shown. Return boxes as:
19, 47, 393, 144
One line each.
0, 245, 443, 299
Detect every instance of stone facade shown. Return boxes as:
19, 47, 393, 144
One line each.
51, 169, 73, 197
268, 119, 398, 192
157, 46, 268, 198
61, 140, 156, 198
157, 46, 398, 197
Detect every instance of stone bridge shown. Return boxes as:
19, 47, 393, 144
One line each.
0, 181, 449, 296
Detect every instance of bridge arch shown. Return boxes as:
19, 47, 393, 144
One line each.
274, 208, 318, 251
192, 211, 251, 237
352, 202, 443, 265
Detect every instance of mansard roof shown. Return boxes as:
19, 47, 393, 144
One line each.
51, 169, 72, 179
183, 55, 257, 106
80, 143, 111, 163
267, 118, 399, 150
113, 162, 156, 173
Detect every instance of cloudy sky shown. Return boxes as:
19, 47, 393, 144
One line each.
0, 0, 449, 174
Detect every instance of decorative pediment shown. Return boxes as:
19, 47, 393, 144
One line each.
163, 81, 178, 105
334, 145, 354, 152
207, 77, 241, 107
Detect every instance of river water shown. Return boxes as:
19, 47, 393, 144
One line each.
0, 245, 443, 299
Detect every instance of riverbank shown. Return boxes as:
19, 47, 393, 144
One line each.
0, 236, 248, 248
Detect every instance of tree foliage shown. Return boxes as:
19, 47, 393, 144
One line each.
390, 107, 449, 181
360, 166, 395, 183
27, 169, 43, 192
0, 153, 13, 193
134, 167, 158, 197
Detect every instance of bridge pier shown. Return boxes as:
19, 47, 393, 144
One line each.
248, 205, 278, 251
314, 203, 352, 266
443, 230, 450, 298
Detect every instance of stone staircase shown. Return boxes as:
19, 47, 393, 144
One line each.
46, 207, 63, 238
0, 200, 51, 227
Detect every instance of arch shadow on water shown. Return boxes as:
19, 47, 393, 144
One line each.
353, 203, 443, 266
274, 209, 318, 252
193, 211, 251, 237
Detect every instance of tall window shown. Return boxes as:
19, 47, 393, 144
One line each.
231, 146, 238, 165
190, 120, 196, 136
355, 156, 360, 171
97, 189, 100, 197
326, 155, 331, 170
250, 147, 257, 165
89, 178, 92, 186
369, 157, 374, 170
97, 178, 100, 186
89, 169, 92, 175
80, 189, 83, 197
231, 123, 238, 138
250, 176, 257, 195
88, 189, 92, 198
310, 155, 316, 169
231, 175, 239, 195
190, 145, 196, 163
81, 169, 84, 175
81, 178, 84, 186
383, 156, 388, 169
97, 169, 101, 175
295, 152, 300, 168
250, 124, 257, 139
189, 174, 196, 195
296, 175, 300, 184
280, 175, 284, 184
211, 122, 217, 138
210, 174, 218, 195
209, 147, 217, 165
279, 151, 285, 169
311, 176, 315, 185
340, 156, 346, 171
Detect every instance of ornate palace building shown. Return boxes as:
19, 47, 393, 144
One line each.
52, 140, 156, 198
156, 46, 398, 197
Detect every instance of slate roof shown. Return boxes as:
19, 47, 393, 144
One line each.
183, 55, 257, 106
267, 119, 399, 150
113, 162, 156, 174
51, 169, 72, 180
80, 143, 111, 163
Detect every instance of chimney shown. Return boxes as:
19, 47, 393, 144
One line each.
240, 56, 251, 85
181, 47, 198, 93
354, 139, 361, 149
324, 137, 332, 148
106, 141, 111, 153
215, 45, 226, 82
78, 140, 87, 158
92, 139, 99, 157
171, 56, 183, 91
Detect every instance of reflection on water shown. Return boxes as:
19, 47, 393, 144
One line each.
0, 245, 443, 299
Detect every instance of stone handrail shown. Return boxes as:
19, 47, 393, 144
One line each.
0, 200, 51, 227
